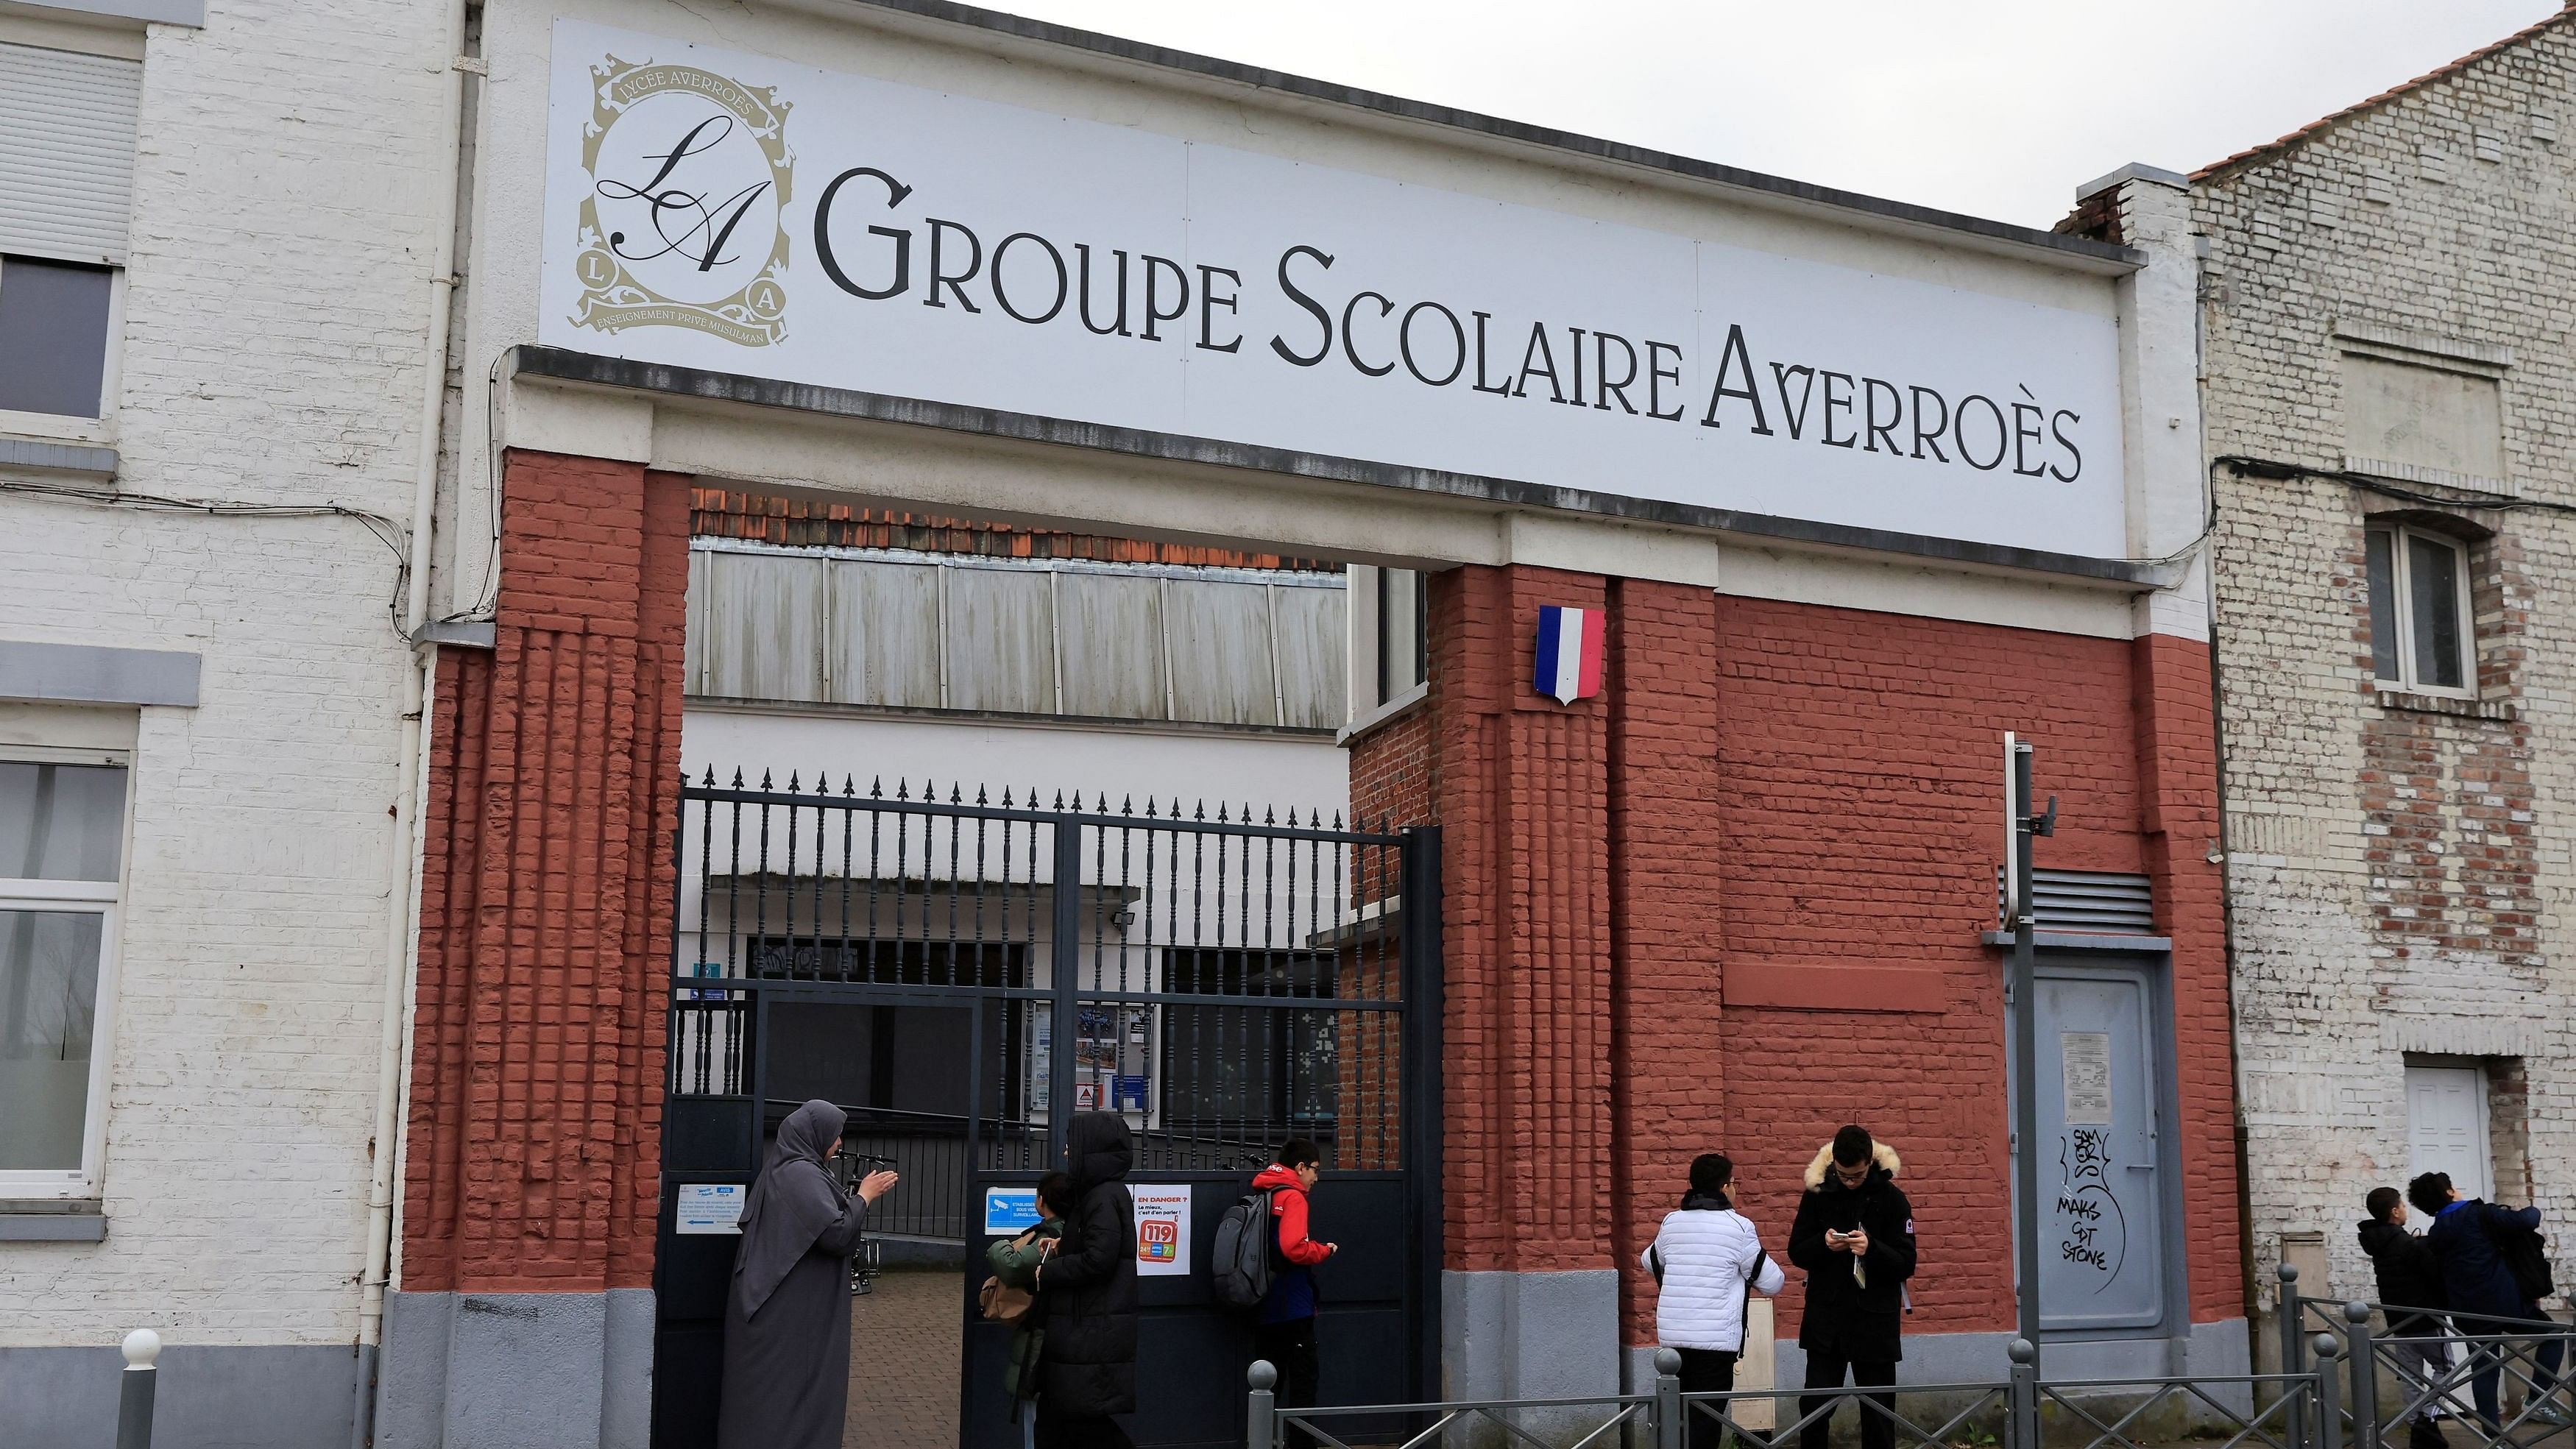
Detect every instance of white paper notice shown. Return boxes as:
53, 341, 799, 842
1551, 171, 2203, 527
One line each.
2061, 1032, 2114, 1125
1131, 1185, 1192, 1276
677, 1183, 746, 1235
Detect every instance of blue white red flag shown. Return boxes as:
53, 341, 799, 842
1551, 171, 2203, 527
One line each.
1533, 605, 1604, 704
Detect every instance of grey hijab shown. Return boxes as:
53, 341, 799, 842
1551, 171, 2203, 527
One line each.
730, 1099, 851, 1319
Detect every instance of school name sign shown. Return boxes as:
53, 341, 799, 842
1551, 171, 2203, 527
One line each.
541, 21, 2130, 558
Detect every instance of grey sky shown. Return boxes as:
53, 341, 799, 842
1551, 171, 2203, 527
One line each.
992, 1, 2561, 227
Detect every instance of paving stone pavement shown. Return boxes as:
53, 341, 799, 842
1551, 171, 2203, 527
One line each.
847, 1270, 966, 1448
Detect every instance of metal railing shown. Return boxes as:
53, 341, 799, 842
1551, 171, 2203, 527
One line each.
1246, 1337, 2342, 1449
2283, 1268, 2576, 1449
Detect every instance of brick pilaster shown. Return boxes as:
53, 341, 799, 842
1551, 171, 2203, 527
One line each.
401, 450, 690, 1293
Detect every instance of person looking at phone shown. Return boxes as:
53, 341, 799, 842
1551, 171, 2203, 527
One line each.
1250, 1139, 1339, 1449
1787, 1125, 1917, 1449
717, 1099, 900, 1449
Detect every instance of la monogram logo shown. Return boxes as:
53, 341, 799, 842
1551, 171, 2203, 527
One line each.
573, 54, 793, 346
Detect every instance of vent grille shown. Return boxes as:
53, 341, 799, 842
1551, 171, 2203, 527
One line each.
1996, 868, 2156, 935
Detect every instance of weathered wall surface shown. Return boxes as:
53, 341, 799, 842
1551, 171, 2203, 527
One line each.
2195, 14, 2576, 1312
0, 0, 450, 1433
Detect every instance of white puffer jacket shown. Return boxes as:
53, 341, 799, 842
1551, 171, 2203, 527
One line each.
1643, 1203, 1785, 1352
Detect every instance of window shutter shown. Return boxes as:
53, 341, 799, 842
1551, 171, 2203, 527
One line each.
0, 43, 143, 265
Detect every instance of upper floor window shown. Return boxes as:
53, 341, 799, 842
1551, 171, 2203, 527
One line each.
1348, 564, 1426, 721
2366, 523, 2474, 696
0, 38, 141, 421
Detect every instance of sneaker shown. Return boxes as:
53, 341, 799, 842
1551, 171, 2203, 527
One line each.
2526, 1401, 2574, 1428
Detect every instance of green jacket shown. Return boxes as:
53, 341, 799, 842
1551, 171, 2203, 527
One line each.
988, 1220, 1063, 1409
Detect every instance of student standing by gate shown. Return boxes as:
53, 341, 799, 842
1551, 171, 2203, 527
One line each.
1034, 1113, 1142, 1449
1788, 1126, 1917, 1449
1251, 1139, 1340, 1449
1644, 1153, 1786, 1449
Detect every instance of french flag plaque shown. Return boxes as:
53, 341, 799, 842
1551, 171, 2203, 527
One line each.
1533, 605, 1604, 705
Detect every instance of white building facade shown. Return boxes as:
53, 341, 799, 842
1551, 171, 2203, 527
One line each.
0, 0, 460, 1440
2181, 12, 2576, 1336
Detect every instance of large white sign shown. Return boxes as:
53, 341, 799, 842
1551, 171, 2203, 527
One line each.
541, 21, 2129, 557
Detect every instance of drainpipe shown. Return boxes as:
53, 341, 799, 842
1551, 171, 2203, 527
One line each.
355, 0, 472, 1438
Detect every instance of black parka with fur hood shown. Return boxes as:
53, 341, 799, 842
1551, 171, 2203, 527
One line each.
1786, 1141, 1917, 1361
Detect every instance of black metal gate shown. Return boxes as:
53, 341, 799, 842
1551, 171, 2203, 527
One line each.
649, 772, 1442, 1449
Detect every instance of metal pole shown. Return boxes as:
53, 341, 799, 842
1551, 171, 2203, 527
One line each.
2009, 740, 2043, 1364
1050, 809, 1082, 1164
2346, 1302, 2381, 1449
2009, 1337, 2039, 1449
1248, 1360, 1278, 1449
2281, 1264, 2306, 1449
2315, 1333, 2344, 1449
116, 1329, 159, 1449
1656, 1347, 1685, 1449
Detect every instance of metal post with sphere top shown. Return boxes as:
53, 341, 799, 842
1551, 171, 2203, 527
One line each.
117, 1329, 158, 1449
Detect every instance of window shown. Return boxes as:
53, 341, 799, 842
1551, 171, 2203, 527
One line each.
2366, 524, 2474, 695
0, 753, 127, 1193
1348, 564, 1427, 720
0, 255, 113, 417
0, 39, 141, 419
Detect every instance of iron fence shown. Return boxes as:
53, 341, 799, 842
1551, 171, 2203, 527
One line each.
670, 768, 1423, 1198
2287, 1270, 2576, 1449
1246, 1338, 2347, 1449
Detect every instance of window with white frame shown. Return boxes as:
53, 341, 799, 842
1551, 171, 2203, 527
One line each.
0, 38, 141, 420
2365, 522, 2476, 696
0, 751, 128, 1193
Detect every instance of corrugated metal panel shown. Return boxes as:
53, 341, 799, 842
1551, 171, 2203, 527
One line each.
1997, 868, 2156, 935
1056, 570, 1167, 720
703, 551, 823, 701
943, 565, 1055, 714
1165, 579, 1278, 726
0, 44, 141, 264
684, 548, 710, 692
1271, 585, 1346, 730
824, 557, 940, 707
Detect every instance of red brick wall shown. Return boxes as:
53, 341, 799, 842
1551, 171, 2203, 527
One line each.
1433, 566, 1618, 1274
2132, 633, 2242, 1327
690, 487, 1338, 571
1348, 698, 1436, 834
1606, 578, 1730, 1338
1414, 567, 2241, 1341
401, 450, 690, 1293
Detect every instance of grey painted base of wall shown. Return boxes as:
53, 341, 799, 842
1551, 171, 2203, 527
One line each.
0, 1343, 363, 1449
378, 1288, 654, 1449
1443, 1269, 1621, 1445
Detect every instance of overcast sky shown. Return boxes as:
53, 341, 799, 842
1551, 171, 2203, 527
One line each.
990, 1, 2561, 227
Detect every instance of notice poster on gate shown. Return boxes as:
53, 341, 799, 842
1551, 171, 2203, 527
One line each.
1131, 1186, 1192, 1276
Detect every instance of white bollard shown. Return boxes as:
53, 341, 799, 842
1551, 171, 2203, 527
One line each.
118, 1329, 160, 1449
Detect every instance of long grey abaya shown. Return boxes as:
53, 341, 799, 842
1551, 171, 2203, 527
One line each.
718, 1099, 869, 1449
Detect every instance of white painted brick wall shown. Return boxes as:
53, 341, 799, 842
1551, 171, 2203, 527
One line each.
0, 0, 451, 1347
2196, 20, 2576, 1311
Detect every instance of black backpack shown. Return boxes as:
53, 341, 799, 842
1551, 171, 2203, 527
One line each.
1209, 1187, 1282, 1311
2498, 1219, 2556, 1303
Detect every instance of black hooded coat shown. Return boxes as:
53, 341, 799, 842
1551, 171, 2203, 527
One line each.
2357, 1218, 2447, 1336
1786, 1141, 1917, 1363
718, 1100, 868, 1449
1036, 1112, 1141, 1417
